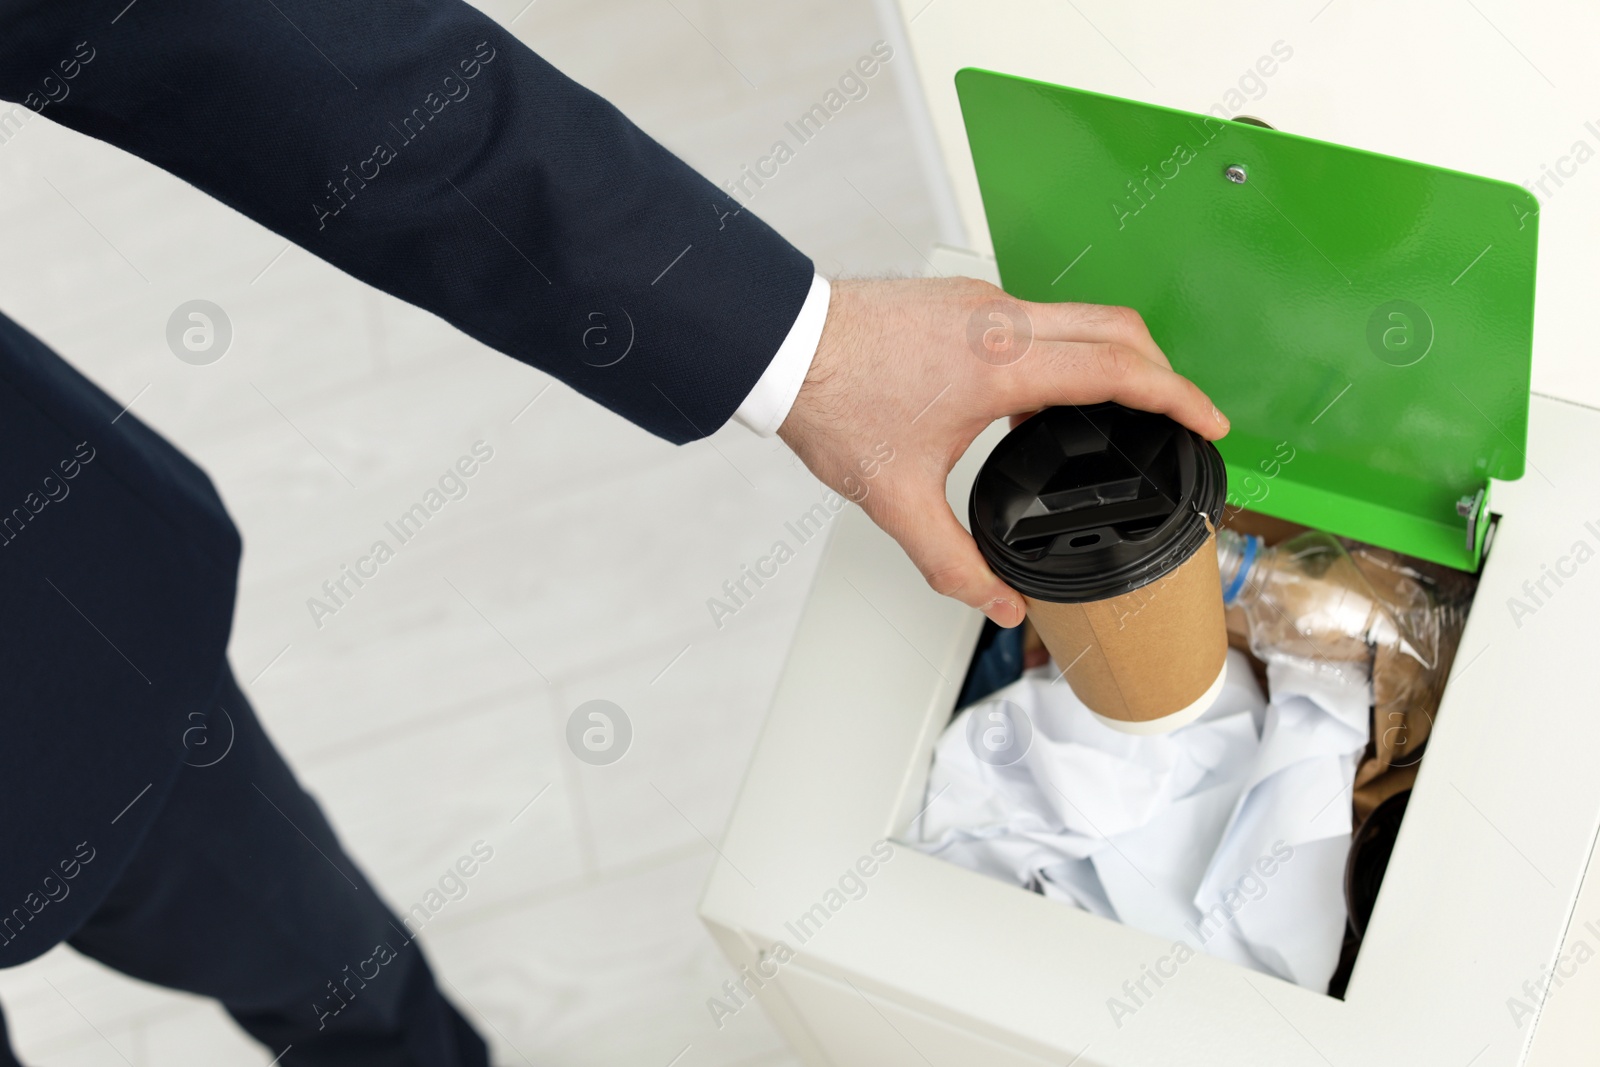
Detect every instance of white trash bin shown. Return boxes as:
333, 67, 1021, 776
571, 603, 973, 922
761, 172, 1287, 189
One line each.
700, 5, 1600, 1060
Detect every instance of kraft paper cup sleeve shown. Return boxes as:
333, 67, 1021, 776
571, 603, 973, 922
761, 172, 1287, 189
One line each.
1026, 531, 1230, 729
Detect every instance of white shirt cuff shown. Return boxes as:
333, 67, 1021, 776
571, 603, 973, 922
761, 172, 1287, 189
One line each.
732, 272, 831, 437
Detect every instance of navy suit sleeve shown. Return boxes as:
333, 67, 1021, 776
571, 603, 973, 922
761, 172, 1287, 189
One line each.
0, 0, 815, 443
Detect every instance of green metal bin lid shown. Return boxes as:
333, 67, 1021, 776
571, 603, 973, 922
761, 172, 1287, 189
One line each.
956, 68, 1538, 572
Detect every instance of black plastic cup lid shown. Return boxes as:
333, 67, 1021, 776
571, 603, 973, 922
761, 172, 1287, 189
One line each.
969, 403, 1227, 603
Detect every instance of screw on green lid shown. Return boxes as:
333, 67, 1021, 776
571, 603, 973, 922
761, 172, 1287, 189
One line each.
969, 403, 1227, 604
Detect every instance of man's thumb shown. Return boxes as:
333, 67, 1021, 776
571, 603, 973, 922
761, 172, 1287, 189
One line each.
873, 489, 1025, 628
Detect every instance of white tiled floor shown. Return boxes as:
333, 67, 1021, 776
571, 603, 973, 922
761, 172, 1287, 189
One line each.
0, 1, 938, 1063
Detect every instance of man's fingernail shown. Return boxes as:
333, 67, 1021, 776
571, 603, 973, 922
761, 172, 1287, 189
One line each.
1212, 405, 1230, 432
983, 597, 1021, 627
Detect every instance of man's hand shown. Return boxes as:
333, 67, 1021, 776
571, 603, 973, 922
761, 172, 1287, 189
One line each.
777, 277, 1229, 628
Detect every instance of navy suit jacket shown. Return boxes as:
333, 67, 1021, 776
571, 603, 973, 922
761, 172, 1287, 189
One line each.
0, 0, 812, 963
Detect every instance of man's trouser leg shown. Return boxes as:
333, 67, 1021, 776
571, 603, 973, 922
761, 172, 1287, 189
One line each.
26, 666, 490, 1067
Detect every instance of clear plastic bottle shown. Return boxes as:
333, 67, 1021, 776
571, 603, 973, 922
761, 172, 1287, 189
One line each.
1216, 529, 1417, 669
1215, 528, 1470, 785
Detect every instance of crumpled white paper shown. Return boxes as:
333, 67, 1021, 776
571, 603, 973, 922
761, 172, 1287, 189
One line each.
916, 650, 1370, 991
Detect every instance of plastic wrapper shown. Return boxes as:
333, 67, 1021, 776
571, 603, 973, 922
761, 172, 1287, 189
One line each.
1216, 530, 1475, 819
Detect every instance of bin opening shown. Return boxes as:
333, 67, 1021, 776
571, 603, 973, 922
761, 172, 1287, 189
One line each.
918, 504, 1489, 1000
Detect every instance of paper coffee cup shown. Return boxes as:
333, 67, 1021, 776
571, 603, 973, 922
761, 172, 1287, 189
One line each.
969, 403, 1228, 733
